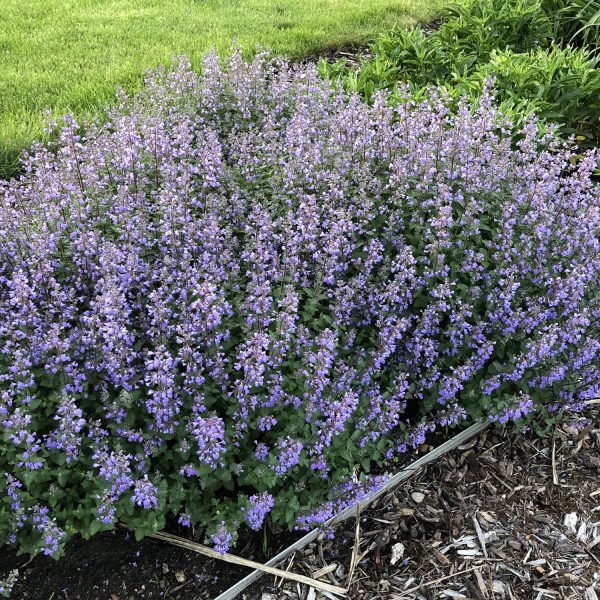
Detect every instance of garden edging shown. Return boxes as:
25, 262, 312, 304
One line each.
215, 420, 489, 600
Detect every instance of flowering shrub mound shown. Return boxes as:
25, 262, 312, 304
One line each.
0, 52, 598, 558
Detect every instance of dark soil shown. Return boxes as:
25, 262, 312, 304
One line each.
0, 518, 311, 600
1, 526, 252, 600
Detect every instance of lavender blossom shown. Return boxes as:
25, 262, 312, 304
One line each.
243, 492, 275, 530
212, 522, 233, 554
189, 414, 227, 468
0, 50, 597, 558
130, 476, 159, 510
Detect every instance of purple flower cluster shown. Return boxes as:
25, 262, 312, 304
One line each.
296, 475, 389, 537
30, 506, 65, 556
189, 414, 227, 468
273, 438, 304, 476
489, 394, 535, 424
212, 522, 233, 555
242, 492, 275, 530
130, 476, 158, 510
0, 51, 598, 557
48, 393, 86, 462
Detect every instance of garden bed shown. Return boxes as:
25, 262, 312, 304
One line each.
1, 7, 599, 596
1, 525, 250, 599
2, 410, 598, 599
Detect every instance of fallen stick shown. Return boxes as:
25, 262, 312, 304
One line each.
391, 566, 477, 598
346, 502, 361, 588
551, 431, 559, 486
148, 530, 347, 597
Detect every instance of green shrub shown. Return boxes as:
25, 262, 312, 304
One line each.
458, 46, 600, 139
441, 0, 554, 57
2, 53, 598, 559
318, 28, 467, 101
320, 0, 600, 143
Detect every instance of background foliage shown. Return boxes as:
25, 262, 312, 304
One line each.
320, 0, 600, 144
542, 0, 600, 51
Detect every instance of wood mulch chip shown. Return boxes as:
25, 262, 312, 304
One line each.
251, 409, 600, 600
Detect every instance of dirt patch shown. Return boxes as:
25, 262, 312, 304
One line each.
0, 525, 255, 599
0, 520, 308, 599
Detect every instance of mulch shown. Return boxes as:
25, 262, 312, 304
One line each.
251, 409, 600, 600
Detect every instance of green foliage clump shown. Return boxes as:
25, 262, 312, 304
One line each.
457, 46, 600, 138
440, 0, 554, 56
320, 0, 600, 143
542, 0, 600, 51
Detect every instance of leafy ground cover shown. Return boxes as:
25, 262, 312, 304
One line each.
3, 408, 598, 599
0, 0, 442, 179
320, 0, 600, 145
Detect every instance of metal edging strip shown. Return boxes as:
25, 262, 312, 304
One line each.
215, 420, 489, 600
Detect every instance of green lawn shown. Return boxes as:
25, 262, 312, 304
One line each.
0, 0, 441, 179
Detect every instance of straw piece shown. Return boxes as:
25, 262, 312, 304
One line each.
149, 530, 347, 596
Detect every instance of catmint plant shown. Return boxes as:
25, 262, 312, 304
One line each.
0, 50, 598, 559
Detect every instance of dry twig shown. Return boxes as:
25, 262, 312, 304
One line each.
149, 531, 347, 596
392, 567, 477, 598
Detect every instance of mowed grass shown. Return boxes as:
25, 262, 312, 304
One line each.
0, 0, 441, 179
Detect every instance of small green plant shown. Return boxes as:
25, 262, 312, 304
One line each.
542, 0, 600, 51
318, 28, 467, 101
